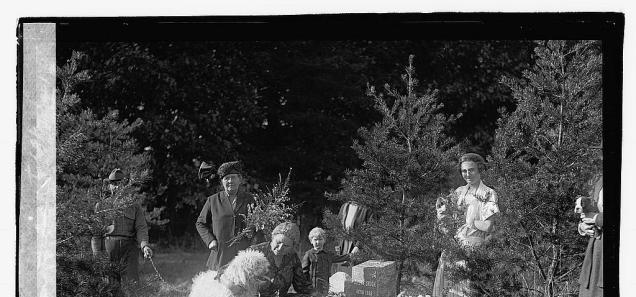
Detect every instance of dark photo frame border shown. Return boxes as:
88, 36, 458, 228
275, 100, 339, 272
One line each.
17, 13, 623, 297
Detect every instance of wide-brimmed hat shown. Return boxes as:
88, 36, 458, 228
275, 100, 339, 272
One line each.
217, 161, 243, 179
198, 161, 215, 180
107, 168, 125, 182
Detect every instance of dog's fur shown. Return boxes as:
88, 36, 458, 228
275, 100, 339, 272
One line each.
574, 195, 599, 219
189, 249, 270, 297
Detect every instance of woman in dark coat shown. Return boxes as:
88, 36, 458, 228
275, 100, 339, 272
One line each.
196, 161, 257, 270
578, 176, 603, 297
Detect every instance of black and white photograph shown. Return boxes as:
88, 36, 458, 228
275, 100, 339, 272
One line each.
15, 11, 625, 297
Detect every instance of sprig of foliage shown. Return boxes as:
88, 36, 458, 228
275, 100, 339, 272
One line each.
229, 168, 298, 245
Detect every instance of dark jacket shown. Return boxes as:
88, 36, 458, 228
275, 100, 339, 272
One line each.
251, 242, 313, 297
579, 213, 603, 296
302, 249, 349, 294
195, 189, 255, 270
105, 203, 149, 249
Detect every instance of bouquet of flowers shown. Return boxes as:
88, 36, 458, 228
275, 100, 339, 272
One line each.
435, 190, 462, 235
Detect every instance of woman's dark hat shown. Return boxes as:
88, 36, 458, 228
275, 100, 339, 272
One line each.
198, 161, 215, 180
217, 161, 243, 179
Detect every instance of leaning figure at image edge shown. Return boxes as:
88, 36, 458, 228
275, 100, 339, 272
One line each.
432, 153, 500, 297
196, 161, 259, 271
577, 175, 603, 297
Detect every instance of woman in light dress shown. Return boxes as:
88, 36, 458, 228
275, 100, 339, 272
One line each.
433, 153, 500, 297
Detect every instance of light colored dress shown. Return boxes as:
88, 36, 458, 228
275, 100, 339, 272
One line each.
454, 181, 499, 248
433, 181, 499, 297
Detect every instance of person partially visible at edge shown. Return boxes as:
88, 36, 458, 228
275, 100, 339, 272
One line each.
302, 227, 355, 296
432, 153, 500, 297
195, 161, 259, 270
578, 174, 603, 297
247, 222, 314, 297
103, 168, 153, 283
336, 201, 368, 256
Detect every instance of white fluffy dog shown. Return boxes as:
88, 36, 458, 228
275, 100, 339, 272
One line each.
189, 249, 270, 297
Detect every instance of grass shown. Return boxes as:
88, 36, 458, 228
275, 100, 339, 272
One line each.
126, 248, 209, 297
133, 247, 437, 297
139, 248, 209, 286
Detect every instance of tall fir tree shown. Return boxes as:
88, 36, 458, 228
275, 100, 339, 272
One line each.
324, 55, 458, 293
56, 51, 155, 296
486, 40, 603, 296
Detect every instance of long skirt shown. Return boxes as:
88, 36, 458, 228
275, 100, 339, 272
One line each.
432, 252, 472, 297
433, 234, 485, 297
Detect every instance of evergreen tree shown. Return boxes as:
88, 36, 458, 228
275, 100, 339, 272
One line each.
324, 56, 458, 293
486, 40, 603, 296
56, 51, 154, 296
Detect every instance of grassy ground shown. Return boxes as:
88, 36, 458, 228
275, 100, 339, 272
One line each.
139, 248, 209, 287
136, 248, 434, 297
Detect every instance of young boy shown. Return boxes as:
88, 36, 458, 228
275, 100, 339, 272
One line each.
301, 227, 356, 296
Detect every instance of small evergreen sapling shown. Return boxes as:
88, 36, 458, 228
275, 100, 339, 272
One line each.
486, 40, 603, 297
324, 55, 458, 293
56, 51, 155, 297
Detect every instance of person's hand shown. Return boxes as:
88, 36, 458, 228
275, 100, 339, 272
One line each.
435, 197, 445, 211
578, 222, 595, 236
143, 246, 153, 259
208, 240, 218, 250
581, 216, 596, 225
245, 228, 254, 239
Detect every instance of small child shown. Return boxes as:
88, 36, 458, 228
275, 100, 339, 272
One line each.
301, 227, 355, 296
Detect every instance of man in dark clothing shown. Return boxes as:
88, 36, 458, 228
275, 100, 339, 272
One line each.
195, 161, 257, 270
103, 168, 153, 283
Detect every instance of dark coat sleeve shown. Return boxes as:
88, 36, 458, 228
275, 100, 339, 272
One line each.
301, 251, 312, 279
292, 255, 314, 294
195, 197, 216, 246
596, 213, 603, 229
134, 204, 150, 248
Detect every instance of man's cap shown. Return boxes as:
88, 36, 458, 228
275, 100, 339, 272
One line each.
217, 161, 243, 179
107, 168, 125, 182
198, 161, 215, 180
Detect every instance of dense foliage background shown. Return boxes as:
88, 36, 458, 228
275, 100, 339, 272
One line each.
56, 40, 535, 247
55, 37, 608, 296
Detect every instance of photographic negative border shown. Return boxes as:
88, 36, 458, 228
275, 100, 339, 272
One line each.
17, 14, 623, 296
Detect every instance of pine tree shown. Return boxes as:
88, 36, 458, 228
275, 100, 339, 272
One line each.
324, 55, 458, 293
486, 40, 603, 296
56, 51, 154, 296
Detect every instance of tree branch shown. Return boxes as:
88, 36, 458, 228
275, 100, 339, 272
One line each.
520, 222, 548, 282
